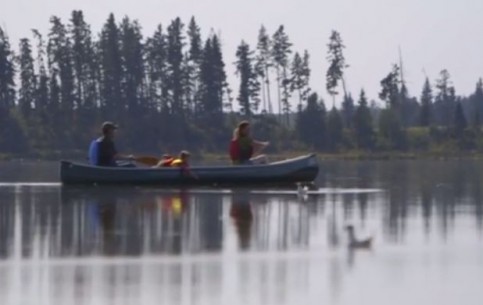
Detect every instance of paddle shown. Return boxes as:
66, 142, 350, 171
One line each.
135, 156, 161, 166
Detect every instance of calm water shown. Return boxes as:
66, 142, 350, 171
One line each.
0, 160, 482, 305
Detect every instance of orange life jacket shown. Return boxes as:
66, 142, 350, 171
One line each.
160, 157, 175, 167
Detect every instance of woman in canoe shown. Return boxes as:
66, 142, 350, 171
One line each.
229, 121, 269, 165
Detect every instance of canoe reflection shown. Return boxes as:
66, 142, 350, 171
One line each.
60, 187, 220, 257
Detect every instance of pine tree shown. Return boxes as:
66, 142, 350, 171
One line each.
434, 69, 456, 127
341, 94, 355, 129
145, 25, 168, 112
255, 25, 273, 113
327, 107, 343, 151
69, 10, 98, 112
454, 101, 467, 137
379, 64, 400, 109
32, 29, 52, 148
0, 27, 16, 115
470, 78, 483, 128
271, 25, 292, 119
47, 16, 75, 147
166, 17, 185, 116
296, 92, 326, 150
420, 78, 432, 127
326, 30, 348, 106
18, 38, 37, 120
186, 17, 203, 114
69, 10, 98, 143
235, 41, 260, 117
196, 35, 228, 148
353, 89, 374, 149
290, 50, 310, 111
120, 17, 145, 113
120, 17, 146, 147
99, 14, 123, 120
48, 70, 61, 146
210, 35, 229, 113
0, 26, 22, 152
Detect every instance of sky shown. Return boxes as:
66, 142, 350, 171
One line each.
2, 0, 483, 107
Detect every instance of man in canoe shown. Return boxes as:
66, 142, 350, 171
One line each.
229, 121, 269, 165
88, 121, 135, 167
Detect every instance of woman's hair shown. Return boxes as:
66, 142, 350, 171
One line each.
233, 121, 250, 140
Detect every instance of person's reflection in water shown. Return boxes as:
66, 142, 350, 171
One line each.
96, 193, 119, 256
230, 190, 253, 250
157, 190, 189, 254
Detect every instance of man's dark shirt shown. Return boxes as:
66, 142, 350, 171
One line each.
97, 136, 117, 166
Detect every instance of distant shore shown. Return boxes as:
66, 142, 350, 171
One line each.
3, 150, 481, 163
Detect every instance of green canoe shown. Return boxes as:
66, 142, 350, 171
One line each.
60, 154, 319, 185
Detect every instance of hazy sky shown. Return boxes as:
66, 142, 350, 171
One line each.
2, 0, 483, 106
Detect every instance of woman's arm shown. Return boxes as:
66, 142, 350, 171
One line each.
252, 140, 269, 156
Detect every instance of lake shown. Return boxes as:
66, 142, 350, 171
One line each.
0, 160, 482, 305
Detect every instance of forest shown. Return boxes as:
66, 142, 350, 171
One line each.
1, 10, 483, 159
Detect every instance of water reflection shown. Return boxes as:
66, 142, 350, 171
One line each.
1, 160, 483, 304
0, 180, 481, 262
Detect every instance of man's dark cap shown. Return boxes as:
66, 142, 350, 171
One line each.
102, 121, 118, 134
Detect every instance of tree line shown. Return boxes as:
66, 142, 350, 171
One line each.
1, 11, 483, 158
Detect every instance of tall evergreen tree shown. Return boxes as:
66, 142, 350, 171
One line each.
353, 89, 374, 149
271, 25, 292, 118
341, 94, 355, 129
196, 35, 228, 148
210, 35, 229, 113
296, 92, 326, 150
145, 25, 168, 112
327, 107, 343, 151
48, 70, 61, 146
166, 17, 185, 116
69, 10, 98, 143
17, 38, 37, 120
0, 27, 16, 115
379, 64, 400, 109
120, 17, 146, 147
235, 41, 260, 117
255, 25, 273, 113
454, 101, 467, 137
326, 30, 348, 106
186, 17, 203, 114
470, 78, 483, 128
420, 78, 432, 127
99, 14, 123, 120
70, 10, 97, 112
290, 50, 311, 110
120, 18, 145, 113
47, 16, 75, 147
0, 26, 23, 152
32, 29, 52, 148
434, 69, 456, 127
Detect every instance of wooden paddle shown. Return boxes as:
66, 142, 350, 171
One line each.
135, 156, 161, 166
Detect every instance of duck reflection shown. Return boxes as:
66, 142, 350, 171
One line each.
230, 190, 253, 250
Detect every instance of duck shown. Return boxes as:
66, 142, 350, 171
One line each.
297, 182, 309, 196
345, 225, 372, 249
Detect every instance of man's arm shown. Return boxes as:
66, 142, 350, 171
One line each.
115, 153, 135, 161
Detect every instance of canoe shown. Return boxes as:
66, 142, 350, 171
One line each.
60, 154, 319, 185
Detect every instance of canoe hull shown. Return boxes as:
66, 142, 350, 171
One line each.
60, 154, 319, 185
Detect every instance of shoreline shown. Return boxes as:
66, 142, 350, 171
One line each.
3, 150, 481, 163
